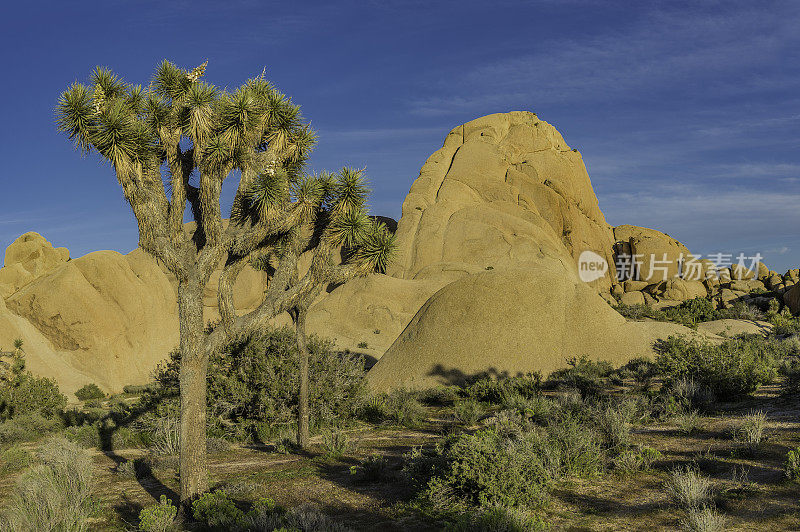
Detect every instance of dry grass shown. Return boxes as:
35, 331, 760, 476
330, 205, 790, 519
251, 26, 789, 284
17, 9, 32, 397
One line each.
665, 467, 714, 509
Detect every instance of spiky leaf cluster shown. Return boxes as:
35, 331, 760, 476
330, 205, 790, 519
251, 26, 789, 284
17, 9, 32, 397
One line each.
243, 166, 395, 274
56, 60, 316, 184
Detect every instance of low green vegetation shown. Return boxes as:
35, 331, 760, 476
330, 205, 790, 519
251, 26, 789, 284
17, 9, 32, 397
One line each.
654, 335, 781, 400
148, 326, 368, 442
74, 383, 105, 401
2, 311, 800, 530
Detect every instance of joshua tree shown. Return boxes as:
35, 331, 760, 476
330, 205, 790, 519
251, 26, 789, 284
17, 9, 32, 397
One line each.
56, 60, 394, 503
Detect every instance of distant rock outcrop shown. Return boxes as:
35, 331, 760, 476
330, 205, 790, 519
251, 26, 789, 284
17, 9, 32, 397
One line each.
0, 232, 69, 298
4, 111, 796, 395
367, 263, 696, 391
389, 111, 616, 290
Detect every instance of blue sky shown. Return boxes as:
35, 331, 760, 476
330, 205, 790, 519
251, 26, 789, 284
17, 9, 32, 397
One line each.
1, 1, 799, 271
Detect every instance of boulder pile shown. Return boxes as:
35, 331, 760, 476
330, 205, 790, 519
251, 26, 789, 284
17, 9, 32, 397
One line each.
1, 111, 796, 394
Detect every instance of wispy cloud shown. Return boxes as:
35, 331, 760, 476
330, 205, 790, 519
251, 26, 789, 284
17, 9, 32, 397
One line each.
407, 3, 800, 115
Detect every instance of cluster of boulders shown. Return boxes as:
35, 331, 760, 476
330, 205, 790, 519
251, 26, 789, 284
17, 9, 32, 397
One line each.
607, 224, 800, 313
1, 111, 796, 394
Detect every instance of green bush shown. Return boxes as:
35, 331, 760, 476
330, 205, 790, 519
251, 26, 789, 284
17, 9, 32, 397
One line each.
785, 447, 800, 481
150, 327, 367, 439
544, 410, 603, 477
322, 429, 350, 458
369, 389, 426, 428
417, 386, 460, 406
420, 428, 551, 509
74, 383, 105, 401
0, 438, 94, 531
461, 373, 542, 403
615, 297, 761, 328
547, 355, 614, 398
771, 315, 800, 336
655, 335, 780, 400
453, 399, 484, 425
123, 384, 156, 395
779, 354, 800, 395
191, 491, 246, 529
0, 372, 66, 420
0, 446, 31, 474
138, 495, 177, 532
406, 404, 604, 513
662, 298, 722, 327
0, 413, 62, 446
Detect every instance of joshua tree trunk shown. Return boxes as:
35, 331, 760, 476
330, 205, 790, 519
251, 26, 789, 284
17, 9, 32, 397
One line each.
177, 279, 208, 502
295, 309, 311, 451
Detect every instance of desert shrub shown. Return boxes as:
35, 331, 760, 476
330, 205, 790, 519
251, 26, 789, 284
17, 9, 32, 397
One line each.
734, 410, 767, 448
147, 416, 180, 455
138, 495, 177, 532
282, 503, 350, 532
665, 467, 713, 509
0, 446, 31, 474
544, 410, 603, 477
419, 428, 551, 509
667, 377, 716, 412
722, 300, 766, 322
445, 505, 547, 531
779, 357, 800, 395
191, 491, 246, 529
0, 438, 93, 531
322, 429, 350, 457
417, 386, 460, 406
63, 416, 148, 451
207, 436, 232, 454
245, 497, 285, 530
380, 389, 425, 427
123, 384, 156, 395
681, 505, 727, 532
453, 399, 484, 425
521, 395, 555, 423
771, 315, 800, 336
616, 356, 659, 388
784, 447, 800, 481
352, 454, 391, 482
547, 355, 613, 398
0, 413, 62, 446
612, 446, 662, 474
407, 406, 604, 513
672, 410, 704, 435
594, 399, 639, 450
74, 383, 105, 401
0, 372, 66, 420
461, 373, 541, 403
655, 335, 779, 400
663, 298, 722, 327
150, 327, 367, 439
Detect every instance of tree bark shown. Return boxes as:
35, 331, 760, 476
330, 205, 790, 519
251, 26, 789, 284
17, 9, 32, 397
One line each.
295, 310, 311, 451
177, 278, 208, 505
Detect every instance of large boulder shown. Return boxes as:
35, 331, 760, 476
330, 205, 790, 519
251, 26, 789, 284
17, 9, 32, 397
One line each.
0, 232, 69, 298
305, 274, 448, 356
613, 225, 694, 283
5, 250, 178, 392
387, 111, 616, 289
367, 265, 695, 391
662, 278, 707, 301
785, 283, 800, 315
